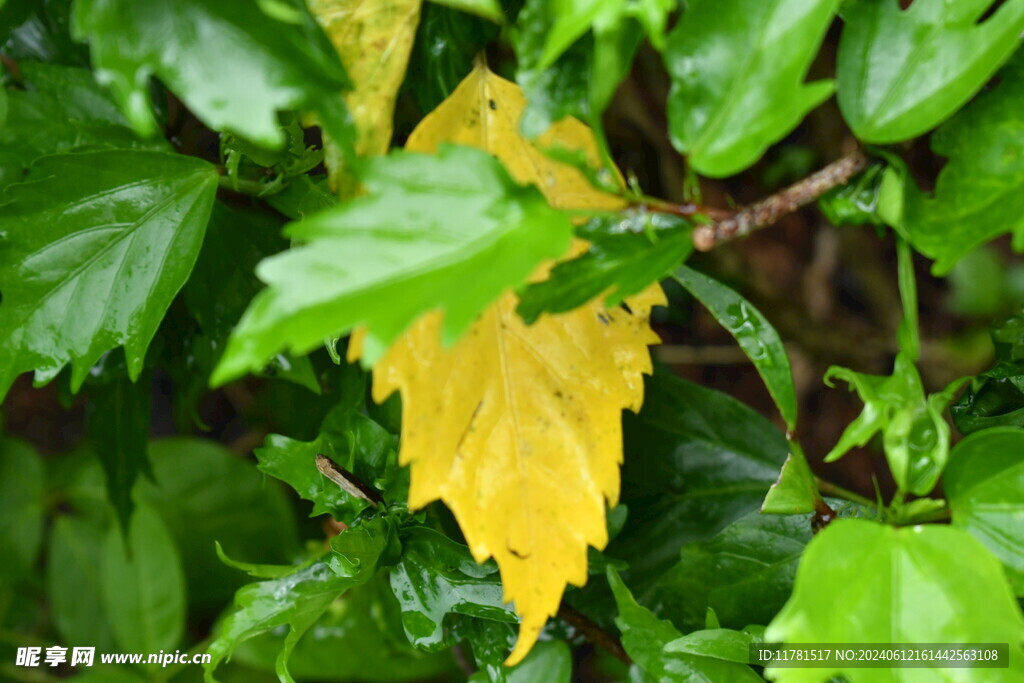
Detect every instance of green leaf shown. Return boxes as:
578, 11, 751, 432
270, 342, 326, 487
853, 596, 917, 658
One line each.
389, 526, 516, 651
138, 438, 299, 613
519, 0, 672, 74
674, 266, 797, 430
264, 175, 337, 221
761, 446, 820, 515
254, 352, 321, 394
644, 511, 812, 633
824, 353, 966, 495
71, 0, 351, 149
817, 162, 905, 228
0, 149, 218, 399
0, 62, 165, 189
47, 516, 117, 652
945, 428, 1024, 594
215, 542, 307, 580
663, 0, 838, 177
85, 359, 152, 535
836, 0, 1024, 143
517, 211, 692, 323
608, 568, 762, 682
507, 640, 572, 683
255, 395, 401, 524
765, 519, 1024, 682
208, 517, 395, 683
0, 437, 44, 584
328, 514, 402, 580
407, 3, 500, 113
903, 53, 1024, 275
515, 7, 644, 143
206, 561, 357, 683
228, 575, 457, 682
213, 144, 573, 380
101, 503, 186, 654
430, 0, 503, 23
1, 0, 89, 66
952, 361, 1024, 435
610, 371, 789, 589
664, 628, 755, 664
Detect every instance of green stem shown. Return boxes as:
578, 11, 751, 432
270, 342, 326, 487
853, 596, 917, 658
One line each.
896, 236, 920, 362
899, 506, 952, 526
815, 478, 877, 509
216, 174, 265, 196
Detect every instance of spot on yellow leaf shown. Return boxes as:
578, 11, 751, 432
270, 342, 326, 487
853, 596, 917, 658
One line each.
308, 0, 421, 185
354, 63, 665, 664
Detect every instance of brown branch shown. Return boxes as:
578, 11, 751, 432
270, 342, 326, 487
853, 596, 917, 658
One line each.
558, 602, 631, 665
635, 199, 733, 222
692, 149, 869, 251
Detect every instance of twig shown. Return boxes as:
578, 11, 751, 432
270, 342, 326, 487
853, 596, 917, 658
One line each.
634, 199, 732, 222
692, 149, 869, 251
558, 602, 631, 665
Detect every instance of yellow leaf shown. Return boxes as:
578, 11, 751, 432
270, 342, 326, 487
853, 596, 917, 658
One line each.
354, 63, 665, 664
308, 0, 422, 186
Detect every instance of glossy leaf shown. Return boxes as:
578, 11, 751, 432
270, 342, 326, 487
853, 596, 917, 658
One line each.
406, 2, 500, 112
836, 0, 1024, 143
610, 371, 790, 588
101, 503, 186, 654
389, 527, 516, 651
255, 395, 401, 524
952, 361, 1024, 435
674, 266, 797, 430
215, 542, 306, 580
213, 143, 574, 382
945, 428, 1024, 593
903, 53, 1024, 275
1, 0, 89, 66
206, 561, 354, 683
643, 511, 812, 633
608, 568, 762, 682
824, 353, 966, 495
517, 211, 692, 323
664, 628, 756, 664
519, 0, 672, 73
431, 0, 502, 22
0, 437, 44, 584
358, 62, 663, 665
663, 0, 838, 177
72, 0, 351, 148
228, 576, 456, 682
47, 515, 117, 652
817, 162, 905, 228
766, 519, 1024, 682
514, 2, 648, 142
761, 447, 820, 515
85, 362, 152, 534
308, 0, 421, 188
0, 62, 165, 189
138, 439, 299, 612
505, 640, 572, 683
0, 150, 218, 399
208, 517, 395, 683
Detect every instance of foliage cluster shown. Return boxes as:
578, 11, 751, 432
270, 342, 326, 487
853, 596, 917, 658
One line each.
2, 1, 1024, 682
